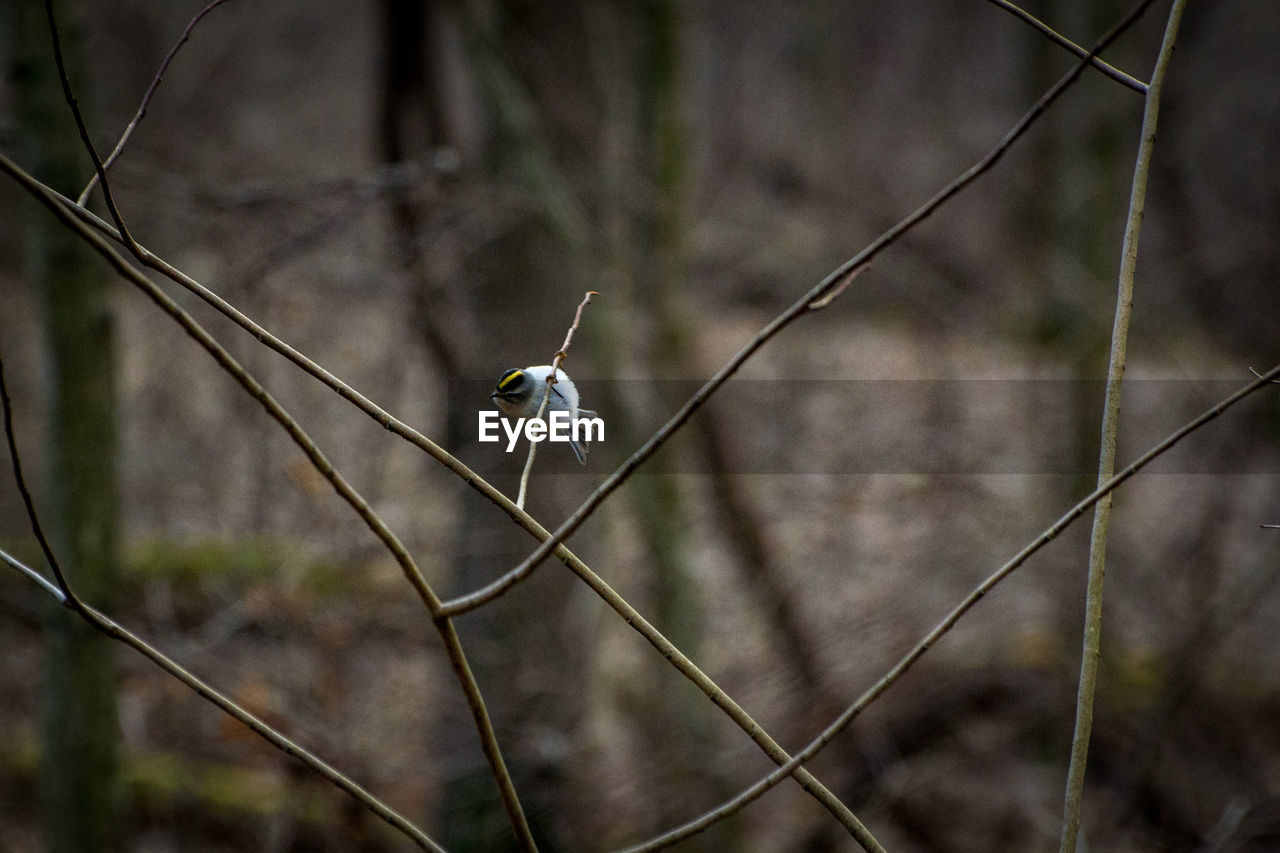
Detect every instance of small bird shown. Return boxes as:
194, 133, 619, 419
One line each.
489, 365, 597, 463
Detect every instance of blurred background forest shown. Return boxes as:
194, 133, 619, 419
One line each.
2, 0, 1280, 851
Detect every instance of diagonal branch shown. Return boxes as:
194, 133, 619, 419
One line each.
982, 0, 1148, 94
38, 180, 597, 590
0, 353, 444, 852
0, 546, 66, 603
43, 0, 137, 251
19, 172, 876, 840
0, 154, 538, 853
620, 359, 1280, 852
76, 0, 234, 206
440, 0, 1161, 619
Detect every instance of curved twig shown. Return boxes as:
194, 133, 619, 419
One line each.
43, 0, 137, 251
76, 0, 234, 206
516, 290, 596, 509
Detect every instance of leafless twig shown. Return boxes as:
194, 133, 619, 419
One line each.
0, 158, 538, 853
983, 0, 1148, 94
0, 546, 66, 603
43, 0, 137, 251
75, 0, 234, 206
1061, 2, 1189, 849
516, 290, 596, 509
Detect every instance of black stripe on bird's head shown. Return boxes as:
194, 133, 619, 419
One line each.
491, 368, 528, 401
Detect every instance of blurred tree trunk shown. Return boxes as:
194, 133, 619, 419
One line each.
379, 2, 586, 848
635, 0, 698, 652
378, 3, 489, 848
583, 3, 745, 847
12, 3, 123, 851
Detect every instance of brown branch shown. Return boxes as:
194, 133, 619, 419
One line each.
75, 0, 234, 206
43, 0, 137, 251
516, 290, 597, 508
0, 154, 539, 853
982, 0, 1148, 94
0, 351, 446, 852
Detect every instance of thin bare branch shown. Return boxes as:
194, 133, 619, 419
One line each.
0, 363, 67, 605
19, 155, 876, 846
0, 154, 538, 853
43, 0, 138, 251
440, 0, 1161, 619
0, 547, 66, 603
0, 351, 444, 852
75, 0, 234, 206
1060, 1, 1189, 850
983, 0, 1148, 94
620, 360, 1280, 852
1, 335, 86, 615
38, 180, 595, 583
517, 290, 597, 509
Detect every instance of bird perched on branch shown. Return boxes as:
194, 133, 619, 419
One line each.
489, 366, 597, 463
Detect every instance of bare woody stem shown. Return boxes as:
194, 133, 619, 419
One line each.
983, 0, 1148, 93
1, 154, 538, 853
1060, 1, 1190, 851
516, 290, 597, 509
43, 0, 137, 251
75, 0, 234, 206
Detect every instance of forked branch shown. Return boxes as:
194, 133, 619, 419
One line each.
75, 0, 235, 206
